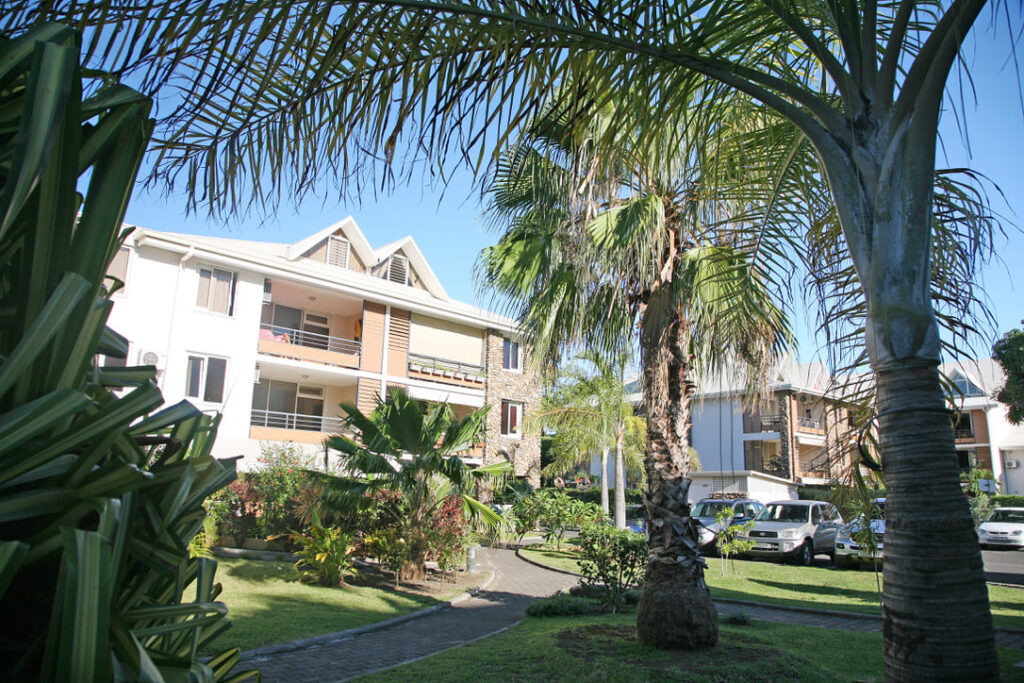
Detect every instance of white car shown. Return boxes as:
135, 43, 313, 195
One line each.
739, 500, 843, 565
977, 507, 1024, 550
833, 499, 885, 568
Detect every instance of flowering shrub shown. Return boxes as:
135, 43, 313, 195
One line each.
362, 528, 408, 587
427, 495, 468, 577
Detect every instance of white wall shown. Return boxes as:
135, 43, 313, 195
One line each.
107, 244, 264, 465
691, 397, 748, 471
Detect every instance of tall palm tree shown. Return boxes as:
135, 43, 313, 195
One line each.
480, 102, 791, 648
13, 0, 1010, 675
309, 388, 508, 581
534, 350, 646, 527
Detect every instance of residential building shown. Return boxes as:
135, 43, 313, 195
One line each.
104, 216, 542, 484
605, 357, 1024, 500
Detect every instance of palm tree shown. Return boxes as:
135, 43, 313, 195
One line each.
534, 350, 646, 527
480, 102, 791, 648
15, 0, 1009, 675
309, 388, 508, 581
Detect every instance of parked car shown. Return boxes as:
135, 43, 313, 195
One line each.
833, 498, 885, 569
738, 500, 843, 565
691, 498, 764, 552
977, 507, 1024, 550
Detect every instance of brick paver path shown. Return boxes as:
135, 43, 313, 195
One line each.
242, 546, 1024, 682
243, 547, 577, 682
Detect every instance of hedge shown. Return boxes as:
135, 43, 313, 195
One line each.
992, 495, 1024, 508
564, 487, 644, 506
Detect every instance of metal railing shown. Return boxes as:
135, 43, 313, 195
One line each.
953, 424, 975, 439
408, 352, 485, 378
250, 409, 344, 433
743, 413, 782, 433
259, 323, 360, 356
797, 416, 825, 432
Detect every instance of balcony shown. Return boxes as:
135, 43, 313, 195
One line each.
257, 323, 360, 369
249, 409, 344, 444
742, 413, 782, 433
408, 352, 486, 387
797, 416, 825, 434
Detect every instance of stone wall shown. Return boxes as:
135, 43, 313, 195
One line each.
483, 331, 542, 488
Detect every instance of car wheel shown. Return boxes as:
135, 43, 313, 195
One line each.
797, 541, 813, 566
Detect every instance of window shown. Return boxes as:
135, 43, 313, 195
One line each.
251, 379, 325, 431
328, 235, 350, 268
186, 354, 227, 403
811, 506, 822, 525
104, 246, 130, 293
196, 266, 236, 315
500, 400, 522, 436
952, 372, 983, 397
502, 338, 521, 371
952, 411, 974, 439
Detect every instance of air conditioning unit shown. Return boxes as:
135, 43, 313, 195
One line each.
137, 348, 165, 369
1008, 460, 1021, 470
800, 395, 811, 404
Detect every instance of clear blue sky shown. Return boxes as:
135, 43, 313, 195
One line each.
123, 11, 1023, 364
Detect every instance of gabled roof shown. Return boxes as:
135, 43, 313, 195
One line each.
284, 216, 375, 268
371, 235, 448, 300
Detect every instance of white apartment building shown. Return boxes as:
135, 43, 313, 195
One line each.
104, 216, 542, 482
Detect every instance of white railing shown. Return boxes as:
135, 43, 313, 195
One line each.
250, 409, 344, 433
797, 416, 825, 431
259, 323, 360, 356
408, 352, 485, 378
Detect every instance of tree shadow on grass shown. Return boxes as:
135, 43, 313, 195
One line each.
709, 579, 881, 615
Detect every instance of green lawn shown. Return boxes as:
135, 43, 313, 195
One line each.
365, 613, 1024, 682
518, 546, 1024, 630
208, 558, 450, 652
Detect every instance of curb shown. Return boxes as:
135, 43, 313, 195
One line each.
239, 567, 496, 663
514, 546, 584, 578
512, 548, 1024, 637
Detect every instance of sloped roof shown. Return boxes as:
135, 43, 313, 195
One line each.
284, 216, 375, 268
370, 235, 448, 300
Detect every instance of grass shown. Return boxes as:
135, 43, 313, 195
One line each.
365, 612, 1024, 682
208, 558, 454, 652
518, 546, 1024, 630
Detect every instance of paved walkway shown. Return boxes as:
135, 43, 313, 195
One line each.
243, 547, 1024, 681
243, 547, 577, 682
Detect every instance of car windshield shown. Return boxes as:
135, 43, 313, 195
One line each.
987, 509, 1024, 524
692, 501, 732, 518
755, 504, 810, 524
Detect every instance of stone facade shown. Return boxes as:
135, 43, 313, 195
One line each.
482, 331, 542, 488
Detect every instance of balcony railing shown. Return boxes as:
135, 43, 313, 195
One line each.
797, 416, 825, 432
953, 425, 975, 439
259, 323, 360, 356
743, 414, 782, 433
408, 352, 485, 379
250, 409, 344, 433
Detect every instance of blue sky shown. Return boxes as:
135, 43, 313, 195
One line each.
123, 13, 1023, 365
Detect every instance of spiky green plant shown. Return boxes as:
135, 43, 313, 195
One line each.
0, 26, 254, 681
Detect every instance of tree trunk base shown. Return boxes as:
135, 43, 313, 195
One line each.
636, 560, 718, 650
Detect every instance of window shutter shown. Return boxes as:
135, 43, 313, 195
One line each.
328, 236, 350, 268
388, 254, 408, 284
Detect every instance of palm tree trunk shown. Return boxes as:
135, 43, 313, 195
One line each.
635, 305, 717, 649
614, 426, 626, 529
876, 361, 997, 681
600, 447, 610, 515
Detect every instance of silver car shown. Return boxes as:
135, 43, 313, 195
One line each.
834, 499, 886, 568
739, 500, 843, 565
691, 498, 764, 552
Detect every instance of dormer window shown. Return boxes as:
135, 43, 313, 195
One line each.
951, 372, 983, 398
388, 254, 409, 285
328, 235, 350, 268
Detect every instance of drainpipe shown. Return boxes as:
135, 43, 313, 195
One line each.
164, 246, 196, 371
379, 304, 391, 400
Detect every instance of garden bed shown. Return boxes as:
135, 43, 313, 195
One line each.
517, 546, 1024, 630
205, 557, 485, 652
365, 612, 1024, 682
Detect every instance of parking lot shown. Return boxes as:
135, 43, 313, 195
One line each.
983, 549, 1024, 585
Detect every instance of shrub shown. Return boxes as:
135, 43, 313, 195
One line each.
428, 494, 468, 577
247, 442, 315, 537
993, 495, 1024, 507
287, 515, 358, 586
492, 478, 536, 505
525, 592, 600, 617
362, 528, 409, 588
576, 523, 647, 612
565, 487, 644, 506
